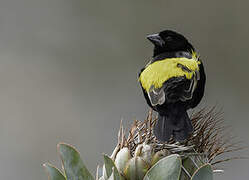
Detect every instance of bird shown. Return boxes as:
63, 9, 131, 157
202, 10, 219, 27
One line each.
138, 30, 206, 142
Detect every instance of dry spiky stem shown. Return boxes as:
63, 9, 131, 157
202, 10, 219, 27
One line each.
189, 107, 245, 164
118, 106, 244, 166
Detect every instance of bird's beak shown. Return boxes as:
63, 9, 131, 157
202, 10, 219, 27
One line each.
147, 34, 165, 46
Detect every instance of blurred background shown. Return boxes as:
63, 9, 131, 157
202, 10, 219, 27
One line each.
0, 0, 248, 179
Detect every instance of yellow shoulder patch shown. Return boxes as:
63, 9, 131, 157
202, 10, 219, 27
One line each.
139, 57, 200, 92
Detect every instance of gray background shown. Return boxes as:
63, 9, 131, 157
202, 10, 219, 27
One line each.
0, 0, 248, 179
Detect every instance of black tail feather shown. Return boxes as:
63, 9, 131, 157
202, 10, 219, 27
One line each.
153, 109, 193, 142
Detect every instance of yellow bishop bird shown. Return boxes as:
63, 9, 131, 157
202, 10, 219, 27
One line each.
139, 30, 206, 142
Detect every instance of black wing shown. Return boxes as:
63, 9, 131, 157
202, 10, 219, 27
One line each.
188, 61, 206, 108
162, 75, 196, 104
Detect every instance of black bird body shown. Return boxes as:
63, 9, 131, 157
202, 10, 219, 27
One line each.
139, 30, 206, 142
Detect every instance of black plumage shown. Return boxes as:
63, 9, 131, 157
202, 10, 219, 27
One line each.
139, 30, 206, 142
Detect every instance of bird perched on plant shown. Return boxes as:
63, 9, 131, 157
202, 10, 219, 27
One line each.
138, 30, 206, 142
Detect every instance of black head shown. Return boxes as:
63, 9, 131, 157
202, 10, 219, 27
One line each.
147, 30, 194, 57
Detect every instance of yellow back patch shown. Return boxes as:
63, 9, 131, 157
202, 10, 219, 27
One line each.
139, 57, 200, 92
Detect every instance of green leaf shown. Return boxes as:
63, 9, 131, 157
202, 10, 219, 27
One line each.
43, 163, 66, 180
103, 154, 121, 180
107, 171, 115, 180
58, 143, 94, 180
191, 164, 213, 180
144, 154, 181, 180
180, 157, 199, 179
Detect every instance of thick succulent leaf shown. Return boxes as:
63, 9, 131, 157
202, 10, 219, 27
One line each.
58, 143, 94, 180
185, 154, 206, 167
144, 154, 181, 180
43, 163, 66, 180
107, 171, 115, 180
103, 154, 121, 180
180, 157, 198, 179
191, 164, 213, 180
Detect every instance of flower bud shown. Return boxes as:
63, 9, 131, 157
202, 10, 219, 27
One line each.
151, 149, 170, 166
124, 157, 149, 180
114, 147, 131, 174
140, 143, 154, 165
